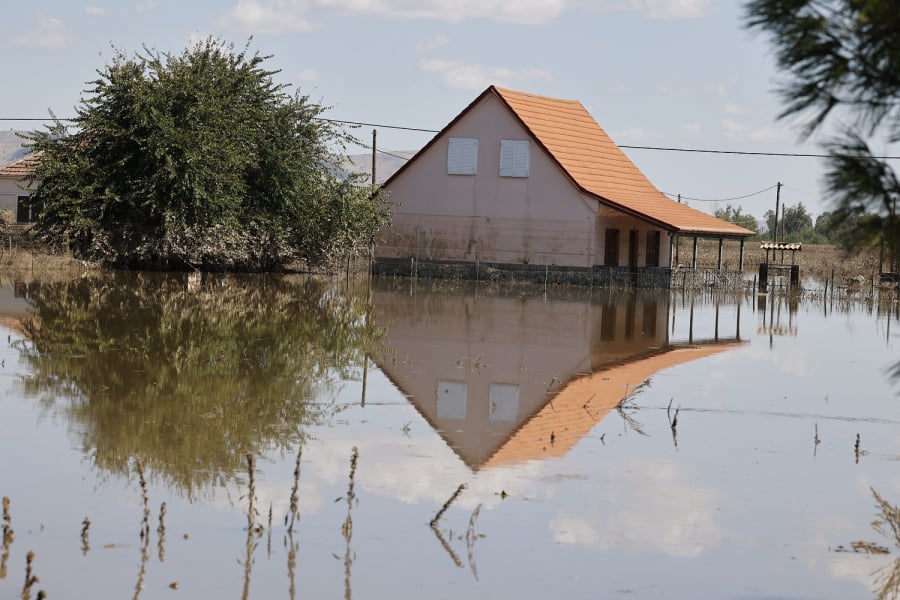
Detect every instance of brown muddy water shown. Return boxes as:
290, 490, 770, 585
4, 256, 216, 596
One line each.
0, 272, 898, 599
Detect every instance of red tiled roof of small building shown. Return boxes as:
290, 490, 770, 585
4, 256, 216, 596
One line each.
0, 153, 41, 178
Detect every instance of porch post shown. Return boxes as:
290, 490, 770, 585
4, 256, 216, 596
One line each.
669, 233, 675, 269
739, 238, 745, 272
717, 237, 724, 270
691, 237, 698, 269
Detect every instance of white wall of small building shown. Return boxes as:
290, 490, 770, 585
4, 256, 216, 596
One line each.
0, 177, 26, 218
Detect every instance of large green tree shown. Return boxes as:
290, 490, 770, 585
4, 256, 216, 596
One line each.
24, 38, 389, 270
744, 0, 900, 263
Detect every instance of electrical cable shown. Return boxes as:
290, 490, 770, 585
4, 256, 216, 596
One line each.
661, 185, 779, 203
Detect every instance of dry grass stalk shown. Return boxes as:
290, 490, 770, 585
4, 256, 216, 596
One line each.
245, 454, 260, 533
669, 404, 681, 448
241, 454, 263, 600
465, 504, 484, 581
814, 422, 821, 457
869, 488, 900, 600
157, 502, 166, 563
287, 445, 302, 534
430, 526, 463, 569
430, 484, 467, 528
343, 447, 359, 600
81, 517, 91, 556
872, 488, 900, 549
136, 461, 150, 541
2, 496, 13, 545
21, 550, 39, 600
0, 497, 10, 580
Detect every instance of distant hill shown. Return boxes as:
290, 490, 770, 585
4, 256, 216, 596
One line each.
1, 130, 417, 184
340, 150, 415, 184
0, 131, 29, 166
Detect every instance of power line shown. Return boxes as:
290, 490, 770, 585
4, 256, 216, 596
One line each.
620, 143, 900, 160
4, 115, 900, 159
348, 140, 413, 162
319, 118, 438, 134
662, 185, 779, 203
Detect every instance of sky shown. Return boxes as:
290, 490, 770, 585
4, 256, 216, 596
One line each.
4, 0, 890, 223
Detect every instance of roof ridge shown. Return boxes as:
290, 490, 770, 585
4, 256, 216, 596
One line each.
492, 86, 582, 105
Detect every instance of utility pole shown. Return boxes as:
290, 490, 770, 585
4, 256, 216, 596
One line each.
774, 181, 782, 242
371, 129, 377, 186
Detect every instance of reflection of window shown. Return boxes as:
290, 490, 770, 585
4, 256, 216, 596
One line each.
604, 229, 619, 266
625, 301, 635, 341
16, 195, 41, 223
489, 384, 519, 422
437, 381, 467, 419
646, 231, 661, 267
499, 140, 529, 177
447, 138, 478, 175
643, 301, 658, 338
601, 303, 617, 341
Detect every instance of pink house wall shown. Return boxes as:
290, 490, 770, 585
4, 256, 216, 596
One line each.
376, 93, 673, 268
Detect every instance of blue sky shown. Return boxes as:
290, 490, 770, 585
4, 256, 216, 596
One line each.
4, 1, 879, 222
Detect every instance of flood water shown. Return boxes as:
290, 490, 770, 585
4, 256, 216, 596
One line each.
0, 272, 899, 599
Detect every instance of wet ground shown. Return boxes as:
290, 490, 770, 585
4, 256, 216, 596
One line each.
0, 272, 898, 599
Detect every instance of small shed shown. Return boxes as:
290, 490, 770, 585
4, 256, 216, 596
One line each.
0, 154, 41, 223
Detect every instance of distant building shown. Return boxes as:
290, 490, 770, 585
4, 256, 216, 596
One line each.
375, 86, 753, 284
0, 154, 41, 224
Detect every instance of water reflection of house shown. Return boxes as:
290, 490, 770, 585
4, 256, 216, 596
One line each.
372, 281, 742, 471
0, 281, 38, 336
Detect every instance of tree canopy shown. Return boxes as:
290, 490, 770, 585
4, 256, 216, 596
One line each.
714, 204, 759, 233
24, 38, 389, 270
743, 0, 900, 264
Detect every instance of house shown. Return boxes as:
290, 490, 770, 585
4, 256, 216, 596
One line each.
0, 153, 42, 224
371, 280, 743, 471
374, 86, 754, 285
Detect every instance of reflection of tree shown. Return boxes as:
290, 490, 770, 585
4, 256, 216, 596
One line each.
14, 273, 377, 498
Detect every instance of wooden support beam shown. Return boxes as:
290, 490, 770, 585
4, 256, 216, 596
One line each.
717, 237, 724, 270
692, 237, 698, 270
739, 238, 745, 272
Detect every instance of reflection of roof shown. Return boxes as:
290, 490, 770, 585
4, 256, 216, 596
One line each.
0, 153, 40, 178
492, 87, 753, 237
481, 343, 742, 470
0, 316, 32, 338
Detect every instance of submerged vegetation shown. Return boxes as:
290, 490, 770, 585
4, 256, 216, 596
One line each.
13, 272, 379, 497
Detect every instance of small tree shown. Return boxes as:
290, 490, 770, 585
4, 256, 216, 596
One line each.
763, 202, 815, 242
714, 204, 759, 233
24, 38, 389, 270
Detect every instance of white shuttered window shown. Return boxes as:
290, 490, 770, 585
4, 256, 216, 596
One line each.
499, 139, 530, 177
447, 137, 478, 175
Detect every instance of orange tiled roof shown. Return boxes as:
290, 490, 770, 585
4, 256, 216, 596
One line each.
481, 342, 743, 470
492, 87, 753, 237
0, 153, 40, 178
